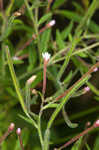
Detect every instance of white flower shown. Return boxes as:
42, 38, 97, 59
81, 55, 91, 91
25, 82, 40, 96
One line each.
42, 52, 51, 61
49, 20, 56, 27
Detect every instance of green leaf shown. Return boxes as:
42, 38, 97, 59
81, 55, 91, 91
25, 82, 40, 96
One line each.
52, 0, 66, 9
5, 0, 15, 16
5, 46, 28, 115
72, 1, 84, 14
56, 29, 65, 50
14, 138, 22, 150
43, 129, 50, 150
13, 24, 32, 32
87, 82, 99, 96
93, 135, 99, 150
13, 59, 24, 65
25, 83, 31, 112
63, 71, 73, 84
47, 73, 90, 129
19, 114, 35, 125
13, 19, 23, 25
71, 56, 88, 73
86, 143, 91, 150
1, 141, 8, 150
28, 44, 37, 72
38, 13, 52, 26
42, 103, 58, 110
62, 107, 78, 128
77, 52, 88, 58
21, 128, 30, 146
6, 87, 18, 99
71, 137, 83, 150
40, 29, 51, 52
57, 10, 99, 33
57, 10, 81, 22
0, 15, 16, 41
61, 21, 73, 40
94, 96, 99, 101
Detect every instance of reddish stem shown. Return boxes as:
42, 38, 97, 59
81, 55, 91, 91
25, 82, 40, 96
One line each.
56, 61, 99, 101
0, 0, 3, 10
59, 125, 94, 149
16, 128, 24, 150
0, 123, 15, 144
59, 120, 99, 150
17, 22, 51, 53
42, 60, 47, 95
18, 135, 24, 150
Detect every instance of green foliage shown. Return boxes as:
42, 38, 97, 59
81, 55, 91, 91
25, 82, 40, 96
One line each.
0, 0, 99, 150
56, 29, 66, 50
93, 135, 99, 150
52, 0, 66, 9
40, 29, 51, 52
38, 13, 52, 26
71, 137, 83, 150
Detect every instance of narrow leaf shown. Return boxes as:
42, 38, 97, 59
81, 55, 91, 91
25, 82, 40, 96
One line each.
5, 46, 28, 115
38, 13, 52, 26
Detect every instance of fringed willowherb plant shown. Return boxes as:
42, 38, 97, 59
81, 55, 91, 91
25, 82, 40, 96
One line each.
0, 0, 99, 149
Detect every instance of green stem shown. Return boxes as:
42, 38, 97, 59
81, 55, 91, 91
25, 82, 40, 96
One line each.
72, 42, 99, 56
54, 105, 99, 126
47, 75, 90, 129
57, 0, 98, 81
87, 82, 99, 96
37, 115, 44, 149
6, 46, 38, 128
47, 60, 99, 129
57, 38, 79, 80
62, 106, 78, 128
37, 94, 44, 149
6, 0, 14, 16
6, 46, 27, 115
75, 0, 99, 34
24, 0, 41, 63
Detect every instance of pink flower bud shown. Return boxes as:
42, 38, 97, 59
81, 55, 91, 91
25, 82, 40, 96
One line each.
27, 75, 36, 85
16, 128, 21, 135
93, 67, 98, 72
84, 86, 90, 92
9, 123, 15, 131
94, 120, 99, 127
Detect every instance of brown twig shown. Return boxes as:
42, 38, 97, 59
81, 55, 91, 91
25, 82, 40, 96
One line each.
42, 59, 47, 95
0, 123, 15, 144
0, 0, 3, 11
16, 20, 55, 55
57, 120, 99, 150
56, 61, 99, 101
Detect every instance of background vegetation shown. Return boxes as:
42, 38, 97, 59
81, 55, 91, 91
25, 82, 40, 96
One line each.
0, 0, 99, 149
